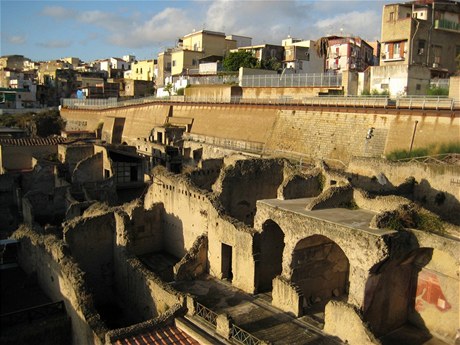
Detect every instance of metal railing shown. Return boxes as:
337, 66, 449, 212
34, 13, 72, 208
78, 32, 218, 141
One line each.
241, 73, 342, 87
194, 302, 217, 328
0, 301, 66, 327
230, 324, 265, 345
396, 96, 455, 110
61, 95, 458, 111
396, 153, 460, 165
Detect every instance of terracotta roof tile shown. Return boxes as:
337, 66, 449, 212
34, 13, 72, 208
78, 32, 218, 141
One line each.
114, 324, 200, 345
0, 137, 66, 147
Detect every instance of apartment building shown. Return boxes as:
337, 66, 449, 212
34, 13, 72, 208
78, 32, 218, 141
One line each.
129, 59, 157, 81
325, 36, 374, 73
380, 0, 460, 77
156, 50, 172, 87
171, 30, 238, 76
282, 37, 325, 73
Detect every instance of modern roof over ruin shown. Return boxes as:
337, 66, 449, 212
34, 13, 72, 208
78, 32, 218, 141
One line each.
0, 137, 66, 147
113, 324, 200, 345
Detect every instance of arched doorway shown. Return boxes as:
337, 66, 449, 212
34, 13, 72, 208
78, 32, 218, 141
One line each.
290, 235, 349, 315
254, 220, 285, 293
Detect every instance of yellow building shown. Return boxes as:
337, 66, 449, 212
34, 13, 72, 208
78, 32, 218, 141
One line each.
130, 59, 156, 81
171, 30, 237, 76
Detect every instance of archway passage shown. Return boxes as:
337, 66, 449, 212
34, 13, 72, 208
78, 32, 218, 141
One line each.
254, 220, 285, 293
290, 235, 349, 315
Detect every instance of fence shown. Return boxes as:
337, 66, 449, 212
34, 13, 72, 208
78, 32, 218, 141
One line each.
0, 301, 66, 327
430, 79, 450, 89
61, 95, 458, 111
230, 324, 265, 345
194, 302, 217, 328
241, 73, 342, 87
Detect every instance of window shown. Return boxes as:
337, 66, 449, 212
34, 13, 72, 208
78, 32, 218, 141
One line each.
298, 61, 303, 70
305, 52, 310, 61
389, 11, 394, 21
192, 59, 197, 66
418, 40, 426, 55
394, 42, 400, 56
172, 60, 176, 67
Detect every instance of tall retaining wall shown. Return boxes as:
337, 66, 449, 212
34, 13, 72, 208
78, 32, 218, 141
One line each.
61, 104, 459, 163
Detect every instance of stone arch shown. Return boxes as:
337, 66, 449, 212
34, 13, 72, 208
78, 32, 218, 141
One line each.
254, 219, 285, 293
289, 234, 349, 314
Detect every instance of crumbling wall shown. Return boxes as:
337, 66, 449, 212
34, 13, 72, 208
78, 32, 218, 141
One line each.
305, 185, 354, 210
144, 167, 258, 293
174, 234, 208, 281
347, 158, 460, 225
13, 225, 107, 345
187, 159, 223, 191
64, 211, 116, 305
213, 159, 285, 226
324, 300, 381, 345
115, 200, 163, 256
277, 172, 322, 200
58, 144, 94, 173
22, 186, 67, 226
72, 152, 104, 185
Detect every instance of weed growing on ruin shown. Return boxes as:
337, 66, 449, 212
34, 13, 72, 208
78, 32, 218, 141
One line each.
339, 200, 359, 210
414, 213, 445, 236
386, 142, 460, 161
318, 173, 326, 191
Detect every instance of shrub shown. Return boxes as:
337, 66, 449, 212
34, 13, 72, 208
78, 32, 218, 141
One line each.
426, 85, 448, 96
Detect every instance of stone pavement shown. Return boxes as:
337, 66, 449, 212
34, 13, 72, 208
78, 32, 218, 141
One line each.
172, 275, 343, 345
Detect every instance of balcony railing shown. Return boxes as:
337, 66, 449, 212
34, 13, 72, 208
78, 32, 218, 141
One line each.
194, 302, 217, 328
230, 324, 265, 345
435, 19, 460, 32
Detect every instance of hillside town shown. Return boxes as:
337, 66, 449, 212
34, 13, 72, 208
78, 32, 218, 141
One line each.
0, 1, 459, 345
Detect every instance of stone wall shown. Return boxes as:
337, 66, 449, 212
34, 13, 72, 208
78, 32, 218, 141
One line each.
72, 152, 104, 185
64, 212, 116, 304
13, 226, 107, 345
61, 103, 459, 164
213, 159, 285, 225
241, 86, 343, 99
347, 158, 460, 224
254, 201, 391, 309
144, 167, 258, 293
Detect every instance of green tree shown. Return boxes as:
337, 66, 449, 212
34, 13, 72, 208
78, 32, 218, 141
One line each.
257, 57, 282, 71
164, 83, 173, 96
223, 51, 258, 71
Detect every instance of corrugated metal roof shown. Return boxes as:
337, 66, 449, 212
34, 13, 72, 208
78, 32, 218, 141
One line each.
113, 324, 200, 345
0, 137, 66, 146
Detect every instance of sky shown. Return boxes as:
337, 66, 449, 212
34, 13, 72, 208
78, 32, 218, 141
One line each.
0, 0, 395, 62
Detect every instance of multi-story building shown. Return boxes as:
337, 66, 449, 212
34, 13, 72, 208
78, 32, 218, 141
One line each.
325, 36, 374, 73
156, 49, 172, 87
282, 37, 325, 73
129, 59, 157, 81
230, 43, 285, 67
171, 30, 238, 76
380, 0, 460, 77
0, 55, 30, 70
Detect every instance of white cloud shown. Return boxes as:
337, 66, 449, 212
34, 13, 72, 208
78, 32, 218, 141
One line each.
8, 35, 27, 45
109, 8, 196, 48
41, 6, 76, 19
37, 40, 72, 49
315, 10, 382, 40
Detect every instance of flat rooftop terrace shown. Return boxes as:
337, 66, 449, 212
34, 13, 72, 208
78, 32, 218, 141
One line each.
258, 198, 397, 237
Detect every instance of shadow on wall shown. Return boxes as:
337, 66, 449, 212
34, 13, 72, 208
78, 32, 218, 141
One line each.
362, 230, 454, 343
349, 173, 460, 226
162, 212, 185, 259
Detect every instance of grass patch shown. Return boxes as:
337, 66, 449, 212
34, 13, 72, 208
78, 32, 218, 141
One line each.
386, 142, 460, 161
414, 213, 445, 236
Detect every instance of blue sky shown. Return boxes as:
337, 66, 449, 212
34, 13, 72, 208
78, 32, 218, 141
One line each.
1, 0, 394, 62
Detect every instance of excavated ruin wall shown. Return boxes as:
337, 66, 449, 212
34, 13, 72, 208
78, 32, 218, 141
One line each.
212, 159, 285, 225
144, 168, 257, 293
253, 201, 391, 309
408, 230, 459, 343
13, 226, 107, 345
348, 158, 460, 224
64, 212, 116, 305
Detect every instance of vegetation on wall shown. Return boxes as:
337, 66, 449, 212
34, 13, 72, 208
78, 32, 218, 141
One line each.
386, 142, 460, 161
223, 51, 258, 71
0, 109, 64, 137
426, 85, 449, 96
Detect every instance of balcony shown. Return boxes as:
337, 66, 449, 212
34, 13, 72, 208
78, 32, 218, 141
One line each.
435, 19, 460, 32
